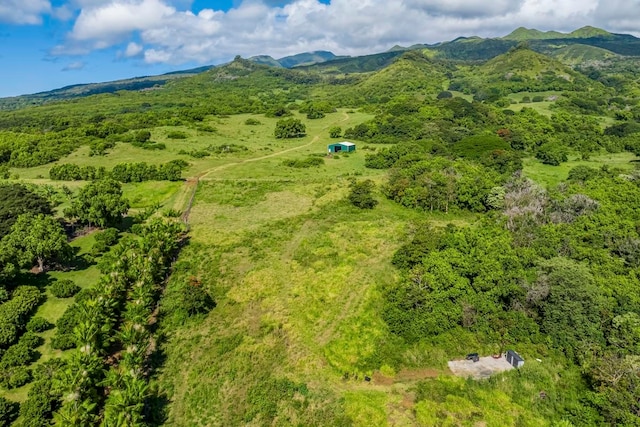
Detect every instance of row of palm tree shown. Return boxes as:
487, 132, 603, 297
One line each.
53, 219, 185, 426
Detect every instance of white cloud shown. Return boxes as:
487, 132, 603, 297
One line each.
0, 0, 51, 24
56, 0, 640, 65
124, 41, 144, 57
62, 60, 86, 71
71, 0, 175, 44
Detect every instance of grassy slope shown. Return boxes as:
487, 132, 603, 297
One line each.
152, 111, 479, 426
2, 105, 634, 423
523, 152, 636, 188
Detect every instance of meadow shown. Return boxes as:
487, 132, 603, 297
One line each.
3, 102, 637, 425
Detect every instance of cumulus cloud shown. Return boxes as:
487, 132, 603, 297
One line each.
124, 41, 144, 57
62, 60, 86, 71
0, 0, 51, 24
55, 0, 639, 65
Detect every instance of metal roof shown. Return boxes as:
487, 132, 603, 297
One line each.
339, 142, 355, 146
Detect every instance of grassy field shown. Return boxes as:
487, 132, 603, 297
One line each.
136, 110, 483, 425
523, 151, 637, 188
4, 107, 633, 424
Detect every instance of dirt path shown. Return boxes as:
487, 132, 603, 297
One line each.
198, 134, 320, 180
174, 111, 352, 221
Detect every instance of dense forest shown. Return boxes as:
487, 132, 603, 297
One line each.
0, 30, 640, 426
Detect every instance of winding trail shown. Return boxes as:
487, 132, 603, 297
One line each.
177, 111, 351, 223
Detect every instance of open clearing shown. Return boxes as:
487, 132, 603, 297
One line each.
448, 356, 514, 380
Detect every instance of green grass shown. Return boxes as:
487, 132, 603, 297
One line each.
523, 151, 637, 187
2, 106, 477, 422
152, 113, 477, 424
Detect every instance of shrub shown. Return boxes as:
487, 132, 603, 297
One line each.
532, 95, 544, 102
274, 118, 306, 139
245, 118, 262, 126
0, 286, 43, 349
19, 377, 59, 425
536, 143, 568, 166
51, 334, 76, 350
348, 179, 378, 209
282, 157, 324, 168
329, 126, 342, 138
437, 91, 453, 99
163, 209, 182, 218
568, 165, 600, 182
3, 367, 31, 389
134, 130, 151, 142
167, 131, 188, 139
50, 280, 81, 298
91, 228, 120, 255
27, 316, 53, 333
0, 396, 19, 425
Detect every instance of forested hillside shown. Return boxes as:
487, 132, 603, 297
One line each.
0, 33, 640, 426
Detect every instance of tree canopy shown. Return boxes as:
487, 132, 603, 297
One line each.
65, 179, 129, 227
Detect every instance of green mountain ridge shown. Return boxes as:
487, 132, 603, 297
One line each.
503, 25, 612, 41
3, 26, 640, 110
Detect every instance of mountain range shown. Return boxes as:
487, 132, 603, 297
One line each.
1, 26, 638, 110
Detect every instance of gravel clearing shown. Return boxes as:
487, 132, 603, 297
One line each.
448, 356, 514, 379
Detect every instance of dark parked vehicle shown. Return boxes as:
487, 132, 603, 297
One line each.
466, 353, 480, 362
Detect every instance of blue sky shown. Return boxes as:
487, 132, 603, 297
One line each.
0, 0, 638, 98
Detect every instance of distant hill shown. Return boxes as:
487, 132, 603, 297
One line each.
0, 63, 218, 110
503, 26, 613, 41
503, 27, 568, 41
280, 51, 345, 68
4, 26, 640, 110
550, 44, 618, 65
296, 51, 406, 74
248, 51, 347, 69
247, 55, 283, 68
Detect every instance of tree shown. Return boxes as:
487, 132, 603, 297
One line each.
274, 118, 306, 139
0, 183, 52, 237
348, 179, 378, 209
535, 143, 568, 166
329, 126, 342, 138
0, 396, 19, 425
2, 213, 71, 272
66, 179, 129, 227
533, 257, 604, 360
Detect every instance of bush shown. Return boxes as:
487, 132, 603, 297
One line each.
532, 95, 544, 102
282, 157, 324, 168
134, 130, 151, 143
329, 126, 342, 138
167, 131, 188, 139
3, 366, 31, 389
245, 118, 262, 126
163, 209, 182, 218
91, 228, 120, 255
0, 286, 43, 349
568, 165, 600, 182
0, 396, 19, 425
348, 179, 378, 209
536, 143, 568, 166
50, 280, 80, 298
50, 333, 76, 350
19, 377, 59, 425
26, 316, 53, 333
437, 91, 453, 99
274, 118, 306, 139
